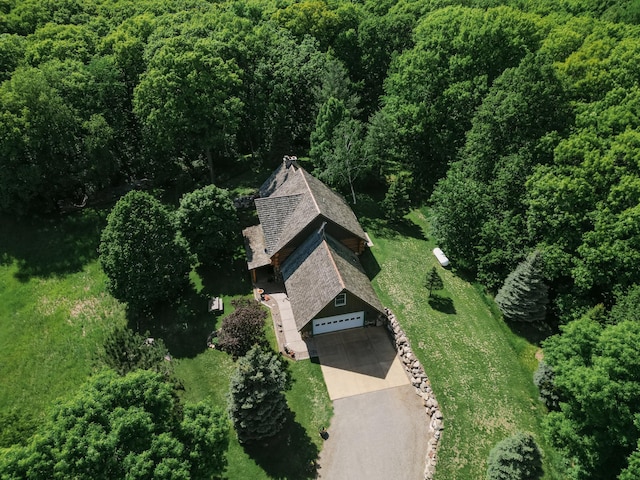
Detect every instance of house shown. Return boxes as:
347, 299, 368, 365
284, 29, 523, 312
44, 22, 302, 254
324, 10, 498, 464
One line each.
243, 157, 384, 336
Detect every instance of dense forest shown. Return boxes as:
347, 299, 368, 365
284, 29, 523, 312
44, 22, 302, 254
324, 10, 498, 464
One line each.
2, 0, 640, 478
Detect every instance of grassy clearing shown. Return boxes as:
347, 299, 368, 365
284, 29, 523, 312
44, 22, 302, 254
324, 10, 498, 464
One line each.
360, 207, 559, 480
0, 212, 126, 443
0, 208, 332, 479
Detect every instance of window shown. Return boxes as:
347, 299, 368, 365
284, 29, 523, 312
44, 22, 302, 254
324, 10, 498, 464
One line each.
334, 293, 347, 307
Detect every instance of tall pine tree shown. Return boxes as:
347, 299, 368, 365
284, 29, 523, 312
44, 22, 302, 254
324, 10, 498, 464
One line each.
227, 346, 291, 443
495, 251, 548, 323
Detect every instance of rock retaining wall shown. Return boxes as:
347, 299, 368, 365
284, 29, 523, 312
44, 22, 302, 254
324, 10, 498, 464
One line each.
385, 307, 442, 480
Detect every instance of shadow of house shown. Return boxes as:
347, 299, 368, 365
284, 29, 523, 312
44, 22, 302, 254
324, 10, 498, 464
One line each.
313, 327, 397, 378
242, 157, 385, 337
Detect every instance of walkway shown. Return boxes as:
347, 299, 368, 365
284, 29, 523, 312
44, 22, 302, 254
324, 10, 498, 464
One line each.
253, 283, 314, 360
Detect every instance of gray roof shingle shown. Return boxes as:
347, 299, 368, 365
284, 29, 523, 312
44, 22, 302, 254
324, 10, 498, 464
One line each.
255, 166, 366, 256
281, 231, 383, 330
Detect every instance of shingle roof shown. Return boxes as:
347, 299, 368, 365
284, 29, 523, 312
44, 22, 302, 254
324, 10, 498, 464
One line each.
242, 225, 271, 269
254, 194, 303, 254
281, 231, 384, 330
255, 165, 366, 256
258, 162, 292, 197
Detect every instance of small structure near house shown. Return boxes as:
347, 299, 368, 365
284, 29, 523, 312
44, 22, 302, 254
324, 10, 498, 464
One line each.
433, 248, 450, 267
208, 296, 224, 313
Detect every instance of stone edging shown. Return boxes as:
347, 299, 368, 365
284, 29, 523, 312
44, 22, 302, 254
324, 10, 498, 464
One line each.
385, 308, 442, 480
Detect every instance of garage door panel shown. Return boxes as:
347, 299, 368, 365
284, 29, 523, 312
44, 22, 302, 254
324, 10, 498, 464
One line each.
313, 311, 364, 335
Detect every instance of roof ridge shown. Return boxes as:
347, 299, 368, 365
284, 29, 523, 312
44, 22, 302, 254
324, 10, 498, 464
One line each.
322, 234, 345, 291
299, 169, 321, 215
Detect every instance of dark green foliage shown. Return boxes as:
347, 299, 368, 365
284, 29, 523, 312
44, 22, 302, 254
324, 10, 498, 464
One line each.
99, 190, 192, 316
542, 317, 640, 479
609, 284, 640, 325
383, 171, 413, 221
227, 346, 291, 444
486, 432, 543, 480
310, 97, 371, 203
533, 361, 560, 411
619, 446, 640, 480
176, 185, 239, 265
217, 299, 268, 358
309, 96, 349, 168
0, 409, 37, 448
495, 251, 548, 323
0, 370, 228, 480
101, 326, 172, 377
425, 266, 444, 298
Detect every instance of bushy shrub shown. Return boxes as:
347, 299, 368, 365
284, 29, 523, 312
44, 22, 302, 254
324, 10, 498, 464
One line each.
217, 299, 268, 358
487, 432, 543, 480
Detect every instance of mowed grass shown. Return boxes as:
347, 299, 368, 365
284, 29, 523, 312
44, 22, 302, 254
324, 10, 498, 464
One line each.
363, 208, 559, 480
0, 212, 126, 441
0, 209, 332, 479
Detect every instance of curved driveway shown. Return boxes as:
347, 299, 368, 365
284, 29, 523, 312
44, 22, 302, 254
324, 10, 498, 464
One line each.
315, 328, 431, 479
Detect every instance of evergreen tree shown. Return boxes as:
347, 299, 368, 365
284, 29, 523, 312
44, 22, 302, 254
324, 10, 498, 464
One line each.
425, 266, 444, 297
227, 346, 291, 444
495, 251, 548, 323
383, 171, 413, 220
533, 360, 559, 411
487, 432, 543, 480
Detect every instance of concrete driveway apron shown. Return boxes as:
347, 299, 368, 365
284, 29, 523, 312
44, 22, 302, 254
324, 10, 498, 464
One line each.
315, 327, 430, 480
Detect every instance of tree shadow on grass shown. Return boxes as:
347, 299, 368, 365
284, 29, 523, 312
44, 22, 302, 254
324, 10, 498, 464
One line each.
428, 294, 456, 314
0, 209, 108, 281
353, 193, 425, 241
241, 409, 319, 480
504, 320, 557, 347
197, 256, 253, 298
133, 288, 215, 360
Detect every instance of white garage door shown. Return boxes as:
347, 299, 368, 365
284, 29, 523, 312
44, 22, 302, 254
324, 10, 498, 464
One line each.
312, 311, 364, 335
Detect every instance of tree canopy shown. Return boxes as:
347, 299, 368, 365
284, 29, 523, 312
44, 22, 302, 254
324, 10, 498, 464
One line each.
0, 370, 229, 480
99, 190, 192, 316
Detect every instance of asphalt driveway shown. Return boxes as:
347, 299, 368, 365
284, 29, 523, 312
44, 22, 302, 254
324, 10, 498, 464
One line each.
315, 327, 431, 479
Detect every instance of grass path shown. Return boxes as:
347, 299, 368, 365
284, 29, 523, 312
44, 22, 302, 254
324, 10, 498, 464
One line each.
366, 209, 558, 479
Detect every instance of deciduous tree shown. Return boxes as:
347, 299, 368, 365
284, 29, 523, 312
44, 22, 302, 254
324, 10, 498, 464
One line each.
99, 190, 192, 316
217, 299, 267, 358
176, 185, 239, 265
0, 370, 228, 480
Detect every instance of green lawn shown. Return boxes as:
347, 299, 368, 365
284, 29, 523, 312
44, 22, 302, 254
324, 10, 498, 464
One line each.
0, 209, 332, 479
361, 208, 560, 480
